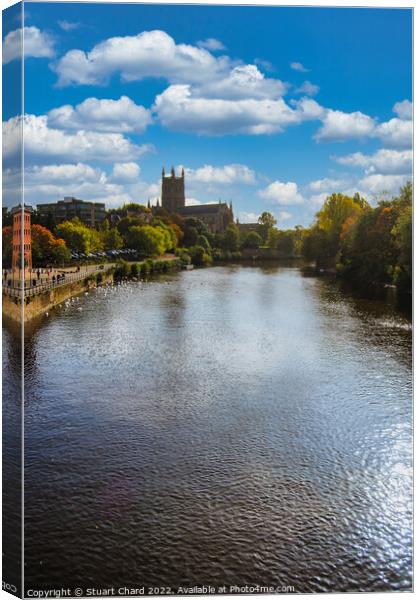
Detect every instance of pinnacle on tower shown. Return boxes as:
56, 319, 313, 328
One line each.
171, 166, 175, 177
162, 167, 165, 177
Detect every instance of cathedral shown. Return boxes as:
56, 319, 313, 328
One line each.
157, 167, 234, 233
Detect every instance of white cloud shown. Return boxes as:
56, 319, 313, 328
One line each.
53, 29, 229, 87
375, 117, 412, 148
292, 97, 325, 120
254, 58, 275, 72
358, 173, 410, 195
258, 181, 304, 205
182, 163, 256, 185
290, 61, 309, 72
48, 96, 152, 133
315, 109, 376, 142
333, 149, 412, 175
3, 26, 54, 64
309, 192, 330, 207
278, 211, 292, 220
111, 162, 141, 183
197, 38, 226, 51
393, 99, 412, 120
295, 81, 319, 96
185, 198, 201, 206
154, 84, 300, 135
238, 211, 259, 223
58, 20, 80, 32
3, 114, 152, 164
15, 162, 128, 207
197, 64, 286, 100
315, 102, 412, 147
308, 177, 348, 192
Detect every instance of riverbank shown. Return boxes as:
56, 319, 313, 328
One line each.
2, 256, 181, 323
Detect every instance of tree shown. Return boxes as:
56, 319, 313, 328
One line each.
55, 219, 91, 254
222, 224, 240, 251
392, 205, 412, 290
197, 234, 211, 250
242, 231, 262, 249
188, 245, 212, 266
102, 227, 123, 250
183, 225, 199, 247
31, 224, 71, 265
2, 226, 12, 266
306, 193, 369, 268
258, 212, 277, 242
126, 225, 167, 257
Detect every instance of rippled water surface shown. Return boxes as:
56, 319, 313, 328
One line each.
5, 265, 412, 593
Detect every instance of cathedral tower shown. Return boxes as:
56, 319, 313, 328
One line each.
161, 167, 185, 213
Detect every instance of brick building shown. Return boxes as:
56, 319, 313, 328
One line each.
12, 204, 32, 270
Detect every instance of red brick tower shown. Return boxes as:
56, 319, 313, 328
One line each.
12, 205, 32, 270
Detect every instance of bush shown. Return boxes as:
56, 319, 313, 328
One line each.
176, 248, 191, 265
189, 245, 212, 267
130, 263, 139, 278
96, 272, 103, 284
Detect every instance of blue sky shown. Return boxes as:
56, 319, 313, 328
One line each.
3, 2, 413, 226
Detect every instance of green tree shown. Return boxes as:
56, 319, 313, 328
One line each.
126, 225, 167, 257
55, 218, 103, 254
242, 231, 262, 249
222, 224, 240, 251
102, 227, 123, 251
189, 245, 212, 266
258, 212, 277, 242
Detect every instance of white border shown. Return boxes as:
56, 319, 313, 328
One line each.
0, 2, 414, 600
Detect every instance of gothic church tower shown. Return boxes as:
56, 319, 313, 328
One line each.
161, 167, 185, 213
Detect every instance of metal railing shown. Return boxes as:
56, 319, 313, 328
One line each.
2, 264, 115, 300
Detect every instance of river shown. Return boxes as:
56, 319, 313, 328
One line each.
3, 264, 412, 593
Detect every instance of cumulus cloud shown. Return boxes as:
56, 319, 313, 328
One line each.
315, 101, 412, 147
278, 211, 292, 220
3, 26, 55, 64
3, 114, 152, 164
393, 99, 412, 120
358, 173, 409, 195
292, 97, 325, 120
295, 81, 319, 96
238, 211, 260, 223
333, 148, 412, 175
315, 109, 376, 142
8, 162, 129, 207
111, 162, 141, 183
154, 84, 300, 135
375, 117, 412, 148
254, 58, 275, 72
53, 29, 230, 87
309, 192, 330, 207
58, 20, 80, 32
196, 64, 286, 100
308, 177, 348, 192
182, 163, 256, 185
290, 61, 309, 72
258, 181, 304, 205
48, 96, 152, 133
197, 38, 226, 51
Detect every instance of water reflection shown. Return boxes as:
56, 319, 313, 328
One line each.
2, 265, 411, 593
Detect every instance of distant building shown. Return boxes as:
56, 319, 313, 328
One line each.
159, 167, 234, 233
37, 197, 106, 228
12, 204, 32, 270
236, 221, 263, 236
161, 167, 186, 213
